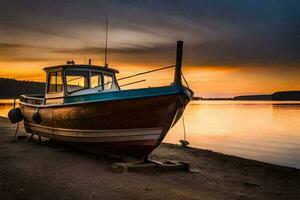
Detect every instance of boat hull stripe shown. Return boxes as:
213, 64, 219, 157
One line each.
25, 123, 163, 142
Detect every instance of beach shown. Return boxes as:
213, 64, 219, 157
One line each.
0, 117, 299, 200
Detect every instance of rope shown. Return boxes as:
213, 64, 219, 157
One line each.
119, 79, 146, 87
13, 122, 19, 142
181, 72, 190, 88
117, 65, 175, 81
182, 115, 187, 141
13, 96, 19, 142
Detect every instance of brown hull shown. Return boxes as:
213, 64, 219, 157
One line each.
21, 93, 189, 157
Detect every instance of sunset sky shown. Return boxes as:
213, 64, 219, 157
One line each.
0, 0, 299, 97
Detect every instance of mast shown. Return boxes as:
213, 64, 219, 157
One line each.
174, 41, 183, 85
104, 15, 109, 67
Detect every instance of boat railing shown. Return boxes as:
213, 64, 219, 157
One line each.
116, 65, 176, 89
20, 94, 45, 105
117, 65, 175, 82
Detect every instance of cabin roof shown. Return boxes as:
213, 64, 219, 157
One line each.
43, 64, 119, 73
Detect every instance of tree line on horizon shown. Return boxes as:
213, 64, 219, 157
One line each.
233, 91, 300, 101
194, 92, 300, 101
0, 78, 45, 98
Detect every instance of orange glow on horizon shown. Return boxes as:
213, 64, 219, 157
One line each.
1, 60, 299, 97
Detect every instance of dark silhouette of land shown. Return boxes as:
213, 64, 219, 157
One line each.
200, 97, 232, 101
233, 94, 272, 100
196, 91, 300, 101
234, 91, 300, 100
272, 91, 300, 100
0, 78, 45, 99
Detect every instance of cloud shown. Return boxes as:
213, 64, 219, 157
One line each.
0, 43, 29, 48
0, 0, 299, 68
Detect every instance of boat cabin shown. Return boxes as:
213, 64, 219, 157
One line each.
43, 64, 120, 102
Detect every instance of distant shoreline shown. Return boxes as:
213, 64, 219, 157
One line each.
193, 90, 300, 101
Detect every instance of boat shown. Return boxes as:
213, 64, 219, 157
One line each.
9, 41, 194, 158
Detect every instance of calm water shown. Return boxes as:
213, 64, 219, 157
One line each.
1, 99, 299, 168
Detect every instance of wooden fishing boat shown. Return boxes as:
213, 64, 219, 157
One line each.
10, 41, 193, 158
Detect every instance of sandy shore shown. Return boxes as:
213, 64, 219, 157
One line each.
0, 117, 299, 200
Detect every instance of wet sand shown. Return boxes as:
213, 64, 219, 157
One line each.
0, 117, 299, 200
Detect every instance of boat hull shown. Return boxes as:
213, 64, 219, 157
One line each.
21, 90, 191, 157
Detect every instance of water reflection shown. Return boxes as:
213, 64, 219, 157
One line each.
273, 104, 300, 110
164, 101, 300, 169
0, 99, 299, 168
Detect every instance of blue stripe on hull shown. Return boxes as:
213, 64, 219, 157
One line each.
64, 85, 184, 104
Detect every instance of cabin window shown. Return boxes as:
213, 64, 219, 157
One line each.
66, 70, 89, 93
48, 72, 63, 93
90, 72, 103, 89
103, 74, 113, 90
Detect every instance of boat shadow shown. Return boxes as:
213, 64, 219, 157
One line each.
25, 135, 189, 173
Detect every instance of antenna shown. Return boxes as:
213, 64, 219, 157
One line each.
84, 41, 87, 64
104, 15, 109, 67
